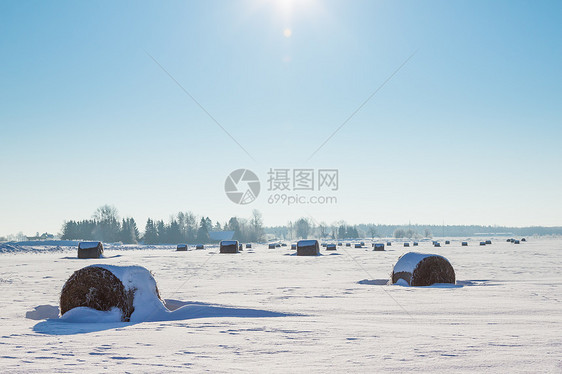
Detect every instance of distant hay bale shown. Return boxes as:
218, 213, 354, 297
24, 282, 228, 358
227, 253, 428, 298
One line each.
297, 240, 320, 256
291, 244, 297, 250
275, 243, 281, 248
485, 240, 492, 245
386, 242, 392, 246
176, 244, 187, 251
521, 238, 526, 242
246, 243, 252, 249
434, 242, 441, 247
268, 244, 276, 249
321, 243, 327, 247
360, 242, 365, 246
346, 243, 351, 247
326, 244, 337, 251
480, 241, 486, 246
461, 241, 468, 246
337, 242, 343, 246
195, 244, 204, 250
506, 238, 512, 242
404, 242, 410, 247
514, 240, 520, 244
281, 243, 287, 247
354, 243, 362, 248
77, 241, 103, 259
373, 243, 385, 251
413, 242, 419, 246
239, 243, 243, 251
391, 252, 455, 286
220, 240, 239, 254
445, 240, 450, 245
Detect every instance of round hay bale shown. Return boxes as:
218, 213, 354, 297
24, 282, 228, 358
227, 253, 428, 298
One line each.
326, 243, 337, 251
386, 242, 392, 246
413, 242, 419, 246
281, 243, 287, 247
220, 240, 239, 254
391, 252, 455, 286
480, 241, 486, 246
297, 240, 320, 256
291, 243, 297, 250
77, 241, 104, 259
268, 243, 276, 249
337, 242, 343, 246
176, 244, 188, 251
195, 244, 204, 250
373, 243, 385, 251
461, 241, 468, 246
354, 243, 362, 248
346, 243, 351, 247
403, 242, 410, 247
246, 243, 252, 249
60, 267, 134, 322
514, 239, 520, 244
521, 238, 526, 242
445, 240, 450, 245
434, 242, 441, 247
485, 240, 492, 245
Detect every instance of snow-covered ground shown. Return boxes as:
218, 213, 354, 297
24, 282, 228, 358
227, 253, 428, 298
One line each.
0, 238, 561, 373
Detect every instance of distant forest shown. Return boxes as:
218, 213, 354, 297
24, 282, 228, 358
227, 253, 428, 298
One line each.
46, 205, 562, 245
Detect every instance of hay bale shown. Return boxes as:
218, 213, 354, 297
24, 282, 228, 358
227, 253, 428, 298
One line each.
297, 240, 320, 256
176, 244, 187, 251
326, 243, 337, 251
291, 244, 297, 250
373, 243, 385, 251
404, 242, 410, 247
445, 240, 450, 245
485, 240, 492, 245
281, 243, 287, 247
275, 243, 281, 248
413, 242, 419, 246
321, 243, 327, 247
354, 243, 362, 248
506, 238, 512, 242
77, 241, 103, 259
238, 243, 243, 251
246, 243, 252, 249
479, 241, 486, 246
346, 243, 351, 247
337, 242, 343, 246
391, 252, 455, 286
461, 241, 468, 246
387, 242, 392, 246
195, 244, 204, 250
360, 241, 365, 246
514, 239, 520, 244
268, 243, 276, 249
60, 265, 162, 322
434, 242, 441, 247
220, 240, 239, 254
521, 238, 526, 242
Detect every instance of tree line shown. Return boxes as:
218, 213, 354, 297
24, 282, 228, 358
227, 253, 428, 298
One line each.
61, 205, 265, 244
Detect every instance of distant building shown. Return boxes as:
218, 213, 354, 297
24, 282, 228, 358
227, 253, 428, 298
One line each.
209, 231, 235, 242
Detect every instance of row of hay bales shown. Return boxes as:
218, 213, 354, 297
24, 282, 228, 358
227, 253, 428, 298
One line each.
60, 249, 458, 320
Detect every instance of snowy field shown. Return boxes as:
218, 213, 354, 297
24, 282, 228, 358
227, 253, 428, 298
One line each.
1, 238, 561, 373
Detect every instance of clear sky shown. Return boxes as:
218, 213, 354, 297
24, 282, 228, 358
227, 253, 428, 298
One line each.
1, 0, 561, 237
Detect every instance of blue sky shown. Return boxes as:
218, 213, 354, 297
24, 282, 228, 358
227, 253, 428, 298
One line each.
1, 0, 561, 236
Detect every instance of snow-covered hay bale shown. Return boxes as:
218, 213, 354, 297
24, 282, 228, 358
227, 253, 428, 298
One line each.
321, 243, 327, 247
391, 252, 455, 286
373, 243, 385, 251
404, 242, 410, 247
291, 244, 297, 250
413, 242, 419, 246
521, 238, 526, 242
346, 243, 351, 247
268, 243, 276, 249
220, 240, 239, 254
281, 243, 287, 247
176, 244, 187, 251
60, 265, 162, 322
354, 243, 362, 248
297, 240, 320, 256
195, 244, 204, 250
462, 241, 468, 246
434, 242, 441, 247
326, 243, 337, 251
486, 240, 492, 245
387, 241, 392, 246
77, 241, 103, 259
445, 240, 450, 245
337, 242, 343, 246
238, 243, 243, 251
480, 241, 486, 246
514, 239, 520, 244
246, 243, 252, 249
360, 241, 365, 246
